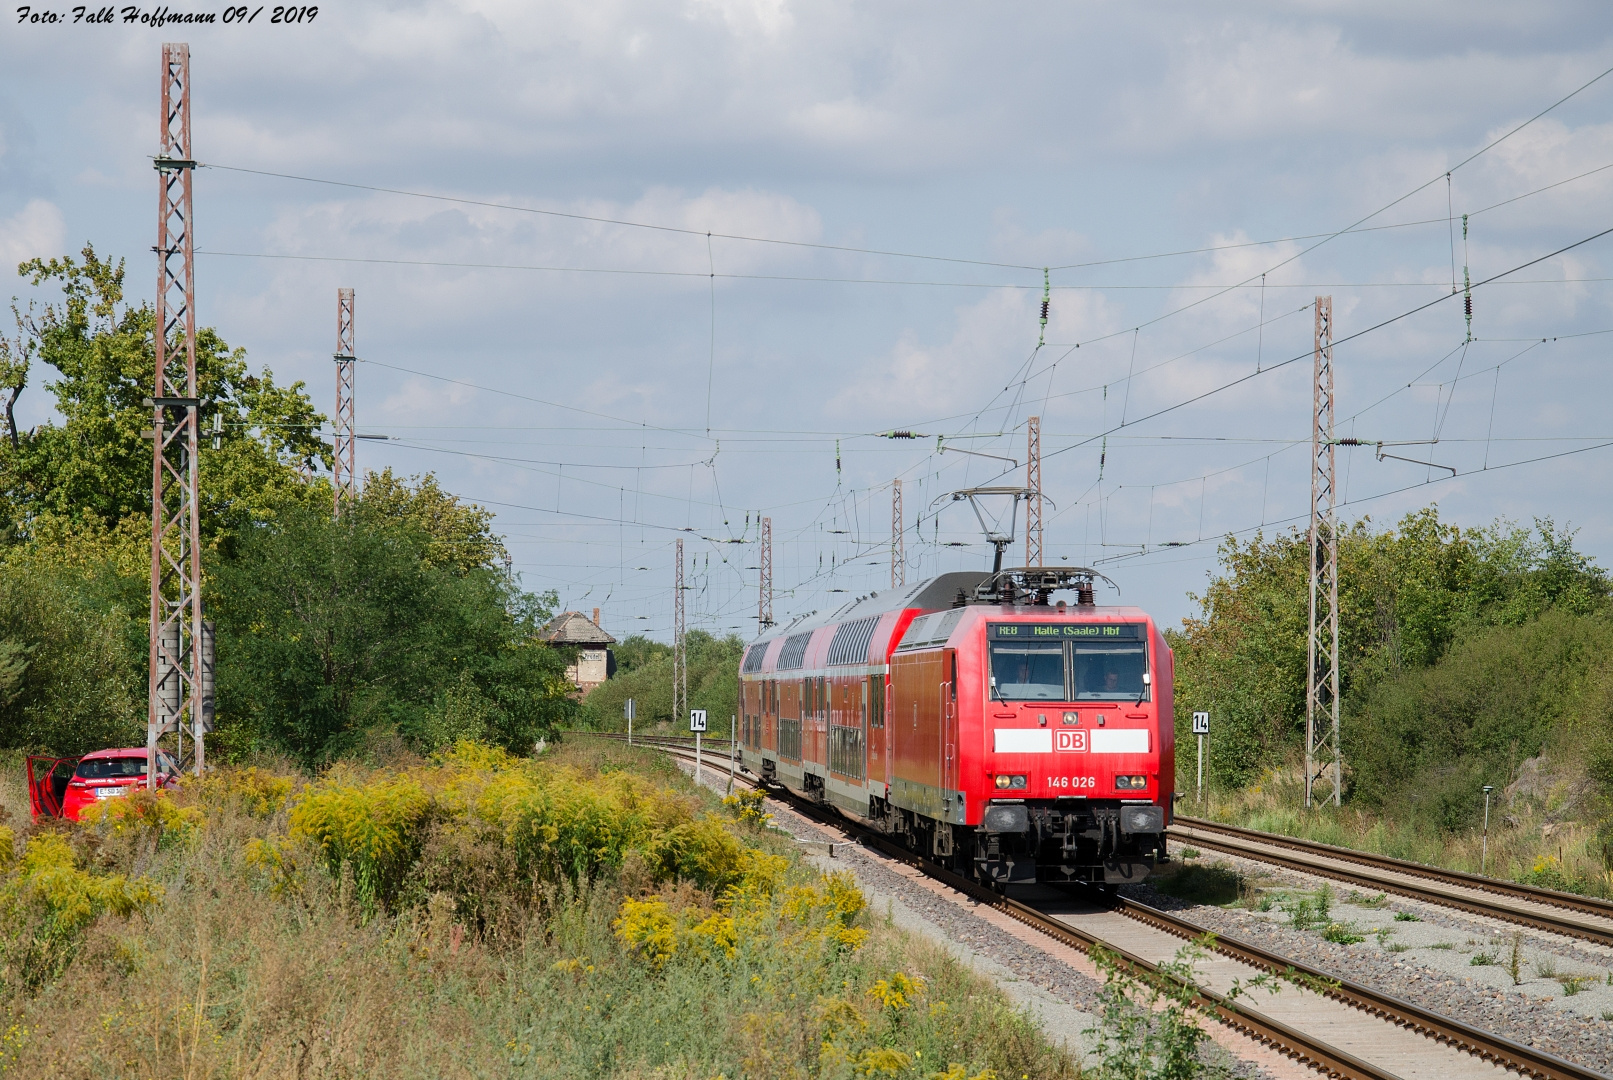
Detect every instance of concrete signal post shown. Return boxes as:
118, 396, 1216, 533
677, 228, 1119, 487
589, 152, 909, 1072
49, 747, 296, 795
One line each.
624, 698, 635, 745
690, 709, 708, 785
1192, 712, 1210, 805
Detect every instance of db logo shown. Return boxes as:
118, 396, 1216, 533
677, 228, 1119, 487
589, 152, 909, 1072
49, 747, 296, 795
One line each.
1055, 730, 1088, 753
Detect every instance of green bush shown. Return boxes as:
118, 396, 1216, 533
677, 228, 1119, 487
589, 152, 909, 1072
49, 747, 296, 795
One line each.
1171, 511, 1609, 791
212, 499, 577, 765
1345, 609, 1613, 821
0, 563, 142, 754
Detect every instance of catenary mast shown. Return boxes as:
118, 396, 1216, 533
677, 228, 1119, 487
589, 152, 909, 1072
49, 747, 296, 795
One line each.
333, 288, 357, 514
1305, 296, 1341, 807
148, 43, 207, 783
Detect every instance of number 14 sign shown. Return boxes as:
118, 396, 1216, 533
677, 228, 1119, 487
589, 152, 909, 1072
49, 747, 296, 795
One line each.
1192, 712, 1210, 736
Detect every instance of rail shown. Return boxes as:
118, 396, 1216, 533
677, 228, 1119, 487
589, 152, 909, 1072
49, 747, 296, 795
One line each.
1170, 818, 1613, 948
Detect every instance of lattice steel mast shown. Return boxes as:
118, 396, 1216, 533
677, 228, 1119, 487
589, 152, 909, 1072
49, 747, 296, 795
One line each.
674, 538, 687, 723
1026, 415, 1042, 567
148, 43, 206, 783
333, 288, 357, 514
758, 516, 773, 630
1306, 295, 1341, 808
891, 480, 904, 588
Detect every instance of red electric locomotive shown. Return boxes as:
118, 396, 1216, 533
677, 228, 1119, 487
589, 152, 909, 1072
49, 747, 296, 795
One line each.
737, 567, 1174, 887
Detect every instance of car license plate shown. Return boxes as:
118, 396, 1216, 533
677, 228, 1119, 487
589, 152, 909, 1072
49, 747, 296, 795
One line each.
95, 786, 128, 799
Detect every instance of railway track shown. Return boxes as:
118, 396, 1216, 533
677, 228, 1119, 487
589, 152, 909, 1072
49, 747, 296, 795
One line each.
593, 733, 1607, 1080
1170, 818, 1613, 948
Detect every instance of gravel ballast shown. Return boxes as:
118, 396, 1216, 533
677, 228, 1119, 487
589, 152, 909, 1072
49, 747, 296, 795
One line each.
1137, 846, 1613, 1074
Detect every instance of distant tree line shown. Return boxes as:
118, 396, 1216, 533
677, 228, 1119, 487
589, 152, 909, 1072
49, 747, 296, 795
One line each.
0, 246, 576, 765
1172, 507, 1613, 828
579, 630, 744, 737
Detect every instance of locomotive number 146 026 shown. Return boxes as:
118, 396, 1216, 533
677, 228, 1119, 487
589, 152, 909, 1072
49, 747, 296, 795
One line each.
1045, 776, 1097, 789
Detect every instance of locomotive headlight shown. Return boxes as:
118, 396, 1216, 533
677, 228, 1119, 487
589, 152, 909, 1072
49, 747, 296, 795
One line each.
995, 774, 1010, 789
1115, 774, 1148, 790
995, 774, 1027, 790
1062, 711, 1079, 725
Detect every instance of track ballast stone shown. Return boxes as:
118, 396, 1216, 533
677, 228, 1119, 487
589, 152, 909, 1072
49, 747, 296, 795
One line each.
1130, 866, 1613, 1074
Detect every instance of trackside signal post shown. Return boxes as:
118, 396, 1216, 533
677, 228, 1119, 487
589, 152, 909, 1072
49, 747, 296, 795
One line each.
624, 698, 635, 745
1192, 711, 1210, 804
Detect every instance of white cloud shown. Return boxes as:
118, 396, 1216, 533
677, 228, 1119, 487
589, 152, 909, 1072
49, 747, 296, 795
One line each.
0, 200, 66, 269
4, 1, 1613, 629
684, 0, 793, 39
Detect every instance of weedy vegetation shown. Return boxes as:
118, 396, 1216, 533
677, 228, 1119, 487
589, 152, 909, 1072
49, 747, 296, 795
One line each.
1320, 923, 1365, 946
1558, 974, 1596, 997
0, 740, 1074, 1078
1085, 935, 1281, 1080
1277, 884, 1334, 932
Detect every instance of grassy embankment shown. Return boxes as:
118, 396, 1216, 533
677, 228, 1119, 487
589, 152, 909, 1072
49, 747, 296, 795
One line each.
0, 740, 1073, 1079
1192, 762, 1613, 899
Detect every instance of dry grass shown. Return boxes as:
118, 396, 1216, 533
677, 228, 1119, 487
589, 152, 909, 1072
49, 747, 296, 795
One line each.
0, 740, 1077, 1079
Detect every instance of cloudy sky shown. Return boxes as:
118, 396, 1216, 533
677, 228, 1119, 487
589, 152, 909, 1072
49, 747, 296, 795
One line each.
3, 2, 1612, 640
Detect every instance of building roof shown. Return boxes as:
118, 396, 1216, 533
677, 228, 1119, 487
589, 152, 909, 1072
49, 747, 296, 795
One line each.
541, 611, 617, 645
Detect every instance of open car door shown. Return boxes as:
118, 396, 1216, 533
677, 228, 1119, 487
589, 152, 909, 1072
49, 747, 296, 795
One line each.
26, 755, 77, 819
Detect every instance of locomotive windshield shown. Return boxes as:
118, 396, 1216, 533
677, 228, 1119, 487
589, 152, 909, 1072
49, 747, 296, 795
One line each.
987, 623, 1150, 702
989, 642, 1065, 700
1070, 640, 1148, 701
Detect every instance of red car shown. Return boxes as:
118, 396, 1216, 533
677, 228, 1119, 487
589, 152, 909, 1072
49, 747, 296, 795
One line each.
27, 748, 182, 822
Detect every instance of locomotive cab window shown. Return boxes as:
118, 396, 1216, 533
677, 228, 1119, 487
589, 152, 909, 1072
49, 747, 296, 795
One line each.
987, 622, 1149, 702
1071, 640, 1148, 701
989, 641, 1065, 700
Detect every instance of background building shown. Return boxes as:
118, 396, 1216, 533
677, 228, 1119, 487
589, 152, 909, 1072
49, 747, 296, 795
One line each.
541, 608, 616, 695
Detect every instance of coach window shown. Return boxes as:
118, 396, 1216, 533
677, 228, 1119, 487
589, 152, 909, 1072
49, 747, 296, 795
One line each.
868, 676, 885, 728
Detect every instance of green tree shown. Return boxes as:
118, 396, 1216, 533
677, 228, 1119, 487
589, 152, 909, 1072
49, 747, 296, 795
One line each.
211, 495, 575, 765
0, 563, 142, 754
1346, 609, 1613, 826
1170, 509, 1609, 790
359, 467, 506, 574
2, 245, 328, 552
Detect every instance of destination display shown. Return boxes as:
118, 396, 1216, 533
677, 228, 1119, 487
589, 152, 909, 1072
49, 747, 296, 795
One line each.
988, 622, 1143, 640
